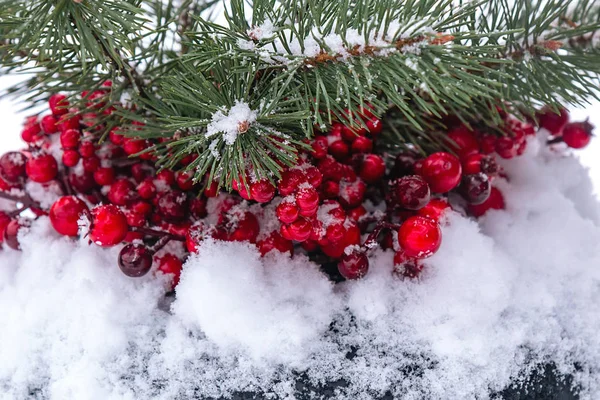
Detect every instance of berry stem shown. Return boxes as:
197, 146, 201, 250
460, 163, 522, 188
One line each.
0, 191, 41, 209
150, 236, 172, 253
362, 220, 401, 252
547, 137, 564, 145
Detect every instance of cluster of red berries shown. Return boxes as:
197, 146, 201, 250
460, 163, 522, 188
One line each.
0, 95, 594, 289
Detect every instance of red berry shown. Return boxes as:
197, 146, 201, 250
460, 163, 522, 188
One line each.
398, 216, 442, 258
49, 196, 90, 237
0, 152, 27, 182
131, 200, 153, 216
108, 179, 137, 206
537, 106, 569, 135
393, 251, 423, 279
79, 141, 96, 158
348, 205, 367, 221
0, 212, 10, 244
419, 152, 462, 193
228, 211, 260, 243
125, 209, 146, 228
25, 154, 58, 183
82, 156, 100, 173
250, 179, 276, 203
137, 179, 157, 199
295, 185, 319, 210
359, 154, 386, 183
311, 136, 329, 159
257, 232, 294, 256
276, 201, 299, 224
338, 251, 369, 280
447, 126, 480, 158
62, 150, 80, 167
341, 124, 364, 141
93, 167, 115, 186
417, 198, 450, 221
68, 170, 96, 193
232, 178, 252, 200
60, 129, 81, 149
123, 138, 148, 156
468, 186, 505, 217
131, 163, 155, 183
186, 222, 207, 253
109, 128, 125, 145
189, 197, 207, 219
281, 217, 312, 242
156, 169, 176, 187
278, 169, 307, 196
21, 123, 43, 143
157, 254, 184, 289
339, 179, 366, 208
90, 205, 128, 247
562, 121, 593, 149
176, 171, 195, 191
366, 117, 383, 135
204, 181, 219, 197
4, 219, 26, 250
56, 112, 81, 132
351, 136, 373, 154
461, 173, 491, 205
156, 190, 188, 222
304, 166, 323, 188
118, 243, 153, 277
329, 140, 350, 161
479, 135, 496, 155
389, 175, 430, 210
41, 115, 58, 134
49, 94, 69, 116
321, 180, 340, 199
495, 137, 517, 159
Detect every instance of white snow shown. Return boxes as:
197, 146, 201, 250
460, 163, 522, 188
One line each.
205, 101, 258, 146
0, 134, 599, 398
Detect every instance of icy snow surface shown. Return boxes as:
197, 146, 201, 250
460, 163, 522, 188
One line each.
1, 137, 600, 399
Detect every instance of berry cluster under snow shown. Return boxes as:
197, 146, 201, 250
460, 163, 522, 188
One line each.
1, 133, 600, 399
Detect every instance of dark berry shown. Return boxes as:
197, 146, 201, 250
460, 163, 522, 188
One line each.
118, 243, 153, 277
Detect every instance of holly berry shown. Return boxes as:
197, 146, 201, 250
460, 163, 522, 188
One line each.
359, 154, 385, 183
41, 115, 58, 134
281, 217, 312, 242
227, 211, 259, 243
62, 150, 80, 167
0, 152, 27, 182
4, 219, 26, 250
329, 140, 350, 161
250, 179, 276, 203
93, 167, 115, 186
25, 154, 58, 183
419, 152, 462, 193
60, 129, 81, 149
118, 243, 153, 277
389, 175, 430, 210
417, 198, 450, 222
338, 250, 369, 280
562, 121, 593, 149
276, 201, 300, 224
49, 94, 69, 116
296, 185, 319, 211
156, 190, 188, 222
461, 173, 491, 205
157, 254, 184, 289
49, 196, 90, 236
89, 205, 128, 247
278, 169, 307, 196
108, 179, 137, 206
257, 231, 294, 256
537, 106, 569, 135
495, 137, 517, 159
447, 126, 480, 158
393, 251, 423, 279
468, 186, 505, 217
351, 136, 373, 154
398, 216, 442, 258
0, 212, 10, 244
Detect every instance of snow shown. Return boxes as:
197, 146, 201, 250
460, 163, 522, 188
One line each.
205, 101, 258, 146
0, 134, 599, 398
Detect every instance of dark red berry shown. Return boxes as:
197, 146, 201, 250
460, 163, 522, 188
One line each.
189, 197, 207, 219
351, 136, 373, 154
4, 219, 26, 250
228, 211, 260, 243
537, 106, 569, 135
156, 190, 188, 222
461, 173, 491, 205
25, 154, 58, 183
118, 243, 153, 277
0, 152, 27, 182
329, 140, 350, 161
93, 167, 115, 186
176, 171, 195, 191
338, 251, 369, 280
90, 205, 128, 247
257, 232, 294, 256
562, 121, 593, 149
49, 196, 90, 236
447, 126, 480, 158
419, 152, 462, 193
276, 201, 299, 224
398, 216, 442, 259
417, 198, 450, 221
468, 186, 505, 217
137, 179, 157, 199
82, 156, 100, 173
366, 117, 383, 135
495, 137, 517, 159
389, 175, 431, 210
68, 170, 96, 193
108, 179, 137, 206
79, 141, 96, 158
311, 136, 329, 159
278, 169, 307, 196
393, 251, 423, 279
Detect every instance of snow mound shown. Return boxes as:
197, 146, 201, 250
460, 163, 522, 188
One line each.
1, 136, 600, 399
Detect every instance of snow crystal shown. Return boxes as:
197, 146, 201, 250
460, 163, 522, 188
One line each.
205, 101, 257, 146
247, 20, 275, 41
2, 135, 600, 398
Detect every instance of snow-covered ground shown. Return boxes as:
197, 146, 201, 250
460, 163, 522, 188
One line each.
1, 75, 600, 398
